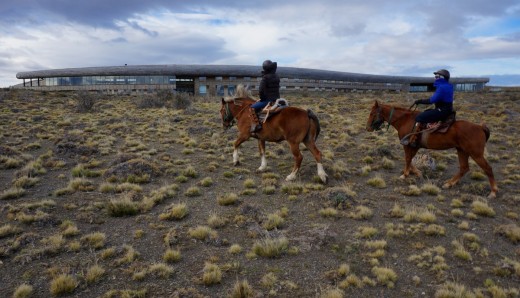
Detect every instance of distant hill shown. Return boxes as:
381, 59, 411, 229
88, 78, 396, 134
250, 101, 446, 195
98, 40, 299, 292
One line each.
487, 75, 520, 87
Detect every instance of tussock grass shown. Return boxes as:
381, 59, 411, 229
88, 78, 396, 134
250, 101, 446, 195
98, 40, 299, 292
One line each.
207, 212, 226, 228
434, 282, 475, 298
260, 272, 277, 288
107, 196, 139, 217
163, 248, 181, 263
471, 200, 495, 217
366, 176, 386, 188
148, 263, 174, 278
319, 207, 339, 218
0, 187, 25, 200
356, 226, 378, 238
0, 224, 22, 238
13, 283, 33, 298
496, 224, 520, 243
12, 176, 39, 188
217, 193, 238, 206
116, 245, 139, 265
229, 280, 255, 298
159, 203, 188, 220
228, 244, 243, 254
263, 213, 285, 230
81, 232, 106, 249
202, 262, 222, 285
350, 206, 373, 220
421, 182, 441, 195
200, 177, 213, 187
401, 185, 422, 196
371, 266, 397, 288
320, 288, 344, 298
49, 274, 77, 296
86, 265, 105, 284
184, 186, 202, 197
188, 225, 217, 241
252, 237, 289, 258
281, 183, 304, 195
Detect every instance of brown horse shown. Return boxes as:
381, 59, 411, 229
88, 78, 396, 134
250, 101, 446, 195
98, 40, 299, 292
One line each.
219, 89, 327, 183
366, 100, 497, 199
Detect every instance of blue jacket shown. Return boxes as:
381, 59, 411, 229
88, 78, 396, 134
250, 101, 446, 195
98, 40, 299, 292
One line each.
429, 78, 453, 111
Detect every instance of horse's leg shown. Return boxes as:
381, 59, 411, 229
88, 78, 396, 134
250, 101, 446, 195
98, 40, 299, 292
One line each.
304, 139, 327, 183
443, 148, 469, 189
257, 140, 267, 172
233, 134, 250, 166
471, 154, 498, 199
400, 147, 421, 179
286, 141, 303, 181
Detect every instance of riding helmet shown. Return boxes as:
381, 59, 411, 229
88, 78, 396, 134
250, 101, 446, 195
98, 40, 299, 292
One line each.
433, 69, 450, 81
262, 60, 277, 73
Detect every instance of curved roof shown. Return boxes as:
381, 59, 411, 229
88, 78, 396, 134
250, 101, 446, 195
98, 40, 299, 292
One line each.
16, 64, 489, 84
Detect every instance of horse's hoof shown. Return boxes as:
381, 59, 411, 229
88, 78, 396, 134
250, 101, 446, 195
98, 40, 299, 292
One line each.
286, 175, 296, 181
442, 183, 451, 189
487, 192, 497, 199
233, 161, 240, 166
399, 174, 406, 180
257, 166, 267, 172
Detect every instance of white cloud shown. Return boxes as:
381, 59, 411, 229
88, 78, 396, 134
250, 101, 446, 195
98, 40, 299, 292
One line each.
1, 0, 520, 87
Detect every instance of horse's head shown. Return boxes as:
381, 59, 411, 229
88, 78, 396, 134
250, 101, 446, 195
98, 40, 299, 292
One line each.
366, 100, 385, 131
220, 98, 236, 129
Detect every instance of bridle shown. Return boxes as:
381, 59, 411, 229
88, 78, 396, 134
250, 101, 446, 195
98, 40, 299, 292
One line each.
221, 100, 249, 128
222, 102, 236, 126
370, 105, 394, 131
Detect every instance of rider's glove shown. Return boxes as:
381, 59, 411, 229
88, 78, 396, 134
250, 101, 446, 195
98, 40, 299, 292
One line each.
414, 99, 430, 105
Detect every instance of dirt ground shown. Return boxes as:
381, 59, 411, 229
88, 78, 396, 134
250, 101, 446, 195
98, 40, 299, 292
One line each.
0, 90, 519, 298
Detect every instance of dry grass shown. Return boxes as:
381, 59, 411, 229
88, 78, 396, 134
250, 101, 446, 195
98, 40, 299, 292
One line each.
1, 91, 519, 297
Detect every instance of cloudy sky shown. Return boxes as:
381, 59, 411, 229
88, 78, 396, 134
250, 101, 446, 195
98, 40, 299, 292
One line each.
1, 0, 520, 87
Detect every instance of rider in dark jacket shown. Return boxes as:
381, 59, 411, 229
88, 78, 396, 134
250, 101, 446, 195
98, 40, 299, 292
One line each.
401, 69, 454, 147
250, 60, 280, 132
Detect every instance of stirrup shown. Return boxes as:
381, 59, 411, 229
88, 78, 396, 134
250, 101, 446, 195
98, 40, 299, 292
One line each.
250, 124, 262, 133
400, 136, 410, 146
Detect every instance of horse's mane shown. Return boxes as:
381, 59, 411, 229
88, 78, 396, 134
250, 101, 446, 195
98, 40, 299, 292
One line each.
379, 101, 418, 113
223, 84, 257, 103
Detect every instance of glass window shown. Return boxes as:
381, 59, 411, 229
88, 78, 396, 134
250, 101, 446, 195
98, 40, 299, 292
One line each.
228, 85, 236, 95
216, 76, 223, 81
199, 76, 206, 82
199, 85, 207, 94
216, 85, 224, 96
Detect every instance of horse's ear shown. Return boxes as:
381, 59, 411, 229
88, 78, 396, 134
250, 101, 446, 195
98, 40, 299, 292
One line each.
375, 100, 379, 106
221, 98, 225, 104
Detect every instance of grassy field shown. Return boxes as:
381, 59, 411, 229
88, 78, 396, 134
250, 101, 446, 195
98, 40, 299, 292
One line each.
0, 89, 519, 298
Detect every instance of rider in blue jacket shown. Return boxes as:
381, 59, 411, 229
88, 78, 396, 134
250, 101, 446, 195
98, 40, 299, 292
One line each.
401, 69, 454, 147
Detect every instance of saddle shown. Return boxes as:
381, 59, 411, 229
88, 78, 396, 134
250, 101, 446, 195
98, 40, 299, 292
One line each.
259, 98, 289, 123
425, 111, 456, 134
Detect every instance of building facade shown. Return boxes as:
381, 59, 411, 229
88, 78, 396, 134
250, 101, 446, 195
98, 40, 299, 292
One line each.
15, 64, 489, 95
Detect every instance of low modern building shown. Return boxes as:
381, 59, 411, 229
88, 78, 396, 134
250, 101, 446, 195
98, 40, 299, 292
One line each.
15, 64, 489, 95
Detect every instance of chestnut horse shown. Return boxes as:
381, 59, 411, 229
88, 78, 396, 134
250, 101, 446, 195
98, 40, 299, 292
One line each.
219, 91, 327, 183
366, 100, 497, 199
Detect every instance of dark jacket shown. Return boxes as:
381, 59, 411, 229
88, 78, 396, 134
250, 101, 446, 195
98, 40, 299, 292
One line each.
259, 71, 280, 102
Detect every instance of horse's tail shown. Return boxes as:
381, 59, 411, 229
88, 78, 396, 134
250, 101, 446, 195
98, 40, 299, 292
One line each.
482, 123, 490, 142
305, 109, 321, 142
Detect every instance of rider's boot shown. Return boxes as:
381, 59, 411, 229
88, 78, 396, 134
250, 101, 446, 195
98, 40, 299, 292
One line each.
409, 123, 424, 148
250, 108, 262, 133
400, 122, 418, 146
